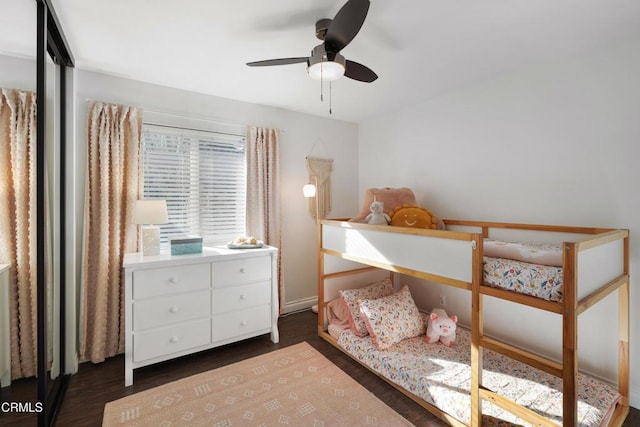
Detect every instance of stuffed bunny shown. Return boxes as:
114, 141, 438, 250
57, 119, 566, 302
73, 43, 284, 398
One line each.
425, 308, 458, 347
365, 200, 390, 225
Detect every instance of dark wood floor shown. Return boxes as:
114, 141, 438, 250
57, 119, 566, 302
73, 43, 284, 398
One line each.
1, 310, 638, 426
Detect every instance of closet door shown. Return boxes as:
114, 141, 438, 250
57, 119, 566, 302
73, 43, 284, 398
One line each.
0, 3, 39, 422
36, 1, 75, 426
2, 2, 74, 426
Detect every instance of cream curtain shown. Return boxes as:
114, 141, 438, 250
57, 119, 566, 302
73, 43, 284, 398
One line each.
246, 127, 282, 312
80, 101, 142, 363
306, 157, 333, 220
0, 88, 38, 379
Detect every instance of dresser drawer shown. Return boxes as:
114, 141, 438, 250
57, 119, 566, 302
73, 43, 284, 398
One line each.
212, 281, 271, 315
212, 305, 271, 343
213, 256, 271, 288
133, 263, 210, 299
133, 318, 210, 363
133, 290, 210, 331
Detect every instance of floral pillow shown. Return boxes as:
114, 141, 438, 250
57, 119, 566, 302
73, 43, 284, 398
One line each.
358, 285, 425, 350
339, 278, 394, 337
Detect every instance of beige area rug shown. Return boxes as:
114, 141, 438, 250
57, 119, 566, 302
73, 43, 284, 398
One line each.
103, 342, 414, 426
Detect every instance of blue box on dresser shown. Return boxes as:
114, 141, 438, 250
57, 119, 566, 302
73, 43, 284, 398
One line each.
170, 237, 203, 255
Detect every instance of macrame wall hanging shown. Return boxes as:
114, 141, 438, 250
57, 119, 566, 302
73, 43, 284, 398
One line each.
306, 156, 333, 220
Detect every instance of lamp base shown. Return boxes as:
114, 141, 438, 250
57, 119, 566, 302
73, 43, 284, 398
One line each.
141, 226, 160, 256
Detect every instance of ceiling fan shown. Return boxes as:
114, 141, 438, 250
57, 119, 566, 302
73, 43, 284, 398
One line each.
246, 0, 378, 83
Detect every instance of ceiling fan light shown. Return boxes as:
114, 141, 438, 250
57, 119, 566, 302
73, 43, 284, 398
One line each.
307, 61, 345, 81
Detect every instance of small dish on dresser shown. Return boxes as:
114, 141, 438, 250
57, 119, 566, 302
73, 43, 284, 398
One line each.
227, 235, 263, 249
227, 242, 264, 249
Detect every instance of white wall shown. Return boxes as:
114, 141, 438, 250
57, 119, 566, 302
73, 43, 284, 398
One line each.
359, 37, 640, 407
74, 69, 359, 314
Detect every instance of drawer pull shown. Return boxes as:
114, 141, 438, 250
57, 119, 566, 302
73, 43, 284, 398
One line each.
240, 321, 247, 327
240, 294, 247, 300
168, 277, 177, 285
239, 267, 245, 273
170, 336, 179, 343
169, 306, 179, 314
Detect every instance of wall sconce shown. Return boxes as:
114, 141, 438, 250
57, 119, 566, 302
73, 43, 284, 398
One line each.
134, 199, 168, 256
303, 183, 316, 198
303, 177, 319, 222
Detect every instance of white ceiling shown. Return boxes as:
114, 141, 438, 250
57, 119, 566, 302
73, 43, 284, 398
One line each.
2, 0, 640, 123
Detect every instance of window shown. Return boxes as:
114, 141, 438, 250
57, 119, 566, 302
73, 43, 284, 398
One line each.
141, 124, 246, 246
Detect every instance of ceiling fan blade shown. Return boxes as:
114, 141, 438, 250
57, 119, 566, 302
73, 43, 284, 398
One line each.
246, 57, 308, 67
324, 0, 370, 54
344, 60, 378, 82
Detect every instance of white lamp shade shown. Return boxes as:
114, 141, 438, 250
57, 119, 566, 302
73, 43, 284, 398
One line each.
303, 184, 317, 198
307, 61, 345, 81
134, 199, 168, 225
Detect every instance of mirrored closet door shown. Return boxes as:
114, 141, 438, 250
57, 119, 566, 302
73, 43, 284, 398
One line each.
0, 1, 74, 426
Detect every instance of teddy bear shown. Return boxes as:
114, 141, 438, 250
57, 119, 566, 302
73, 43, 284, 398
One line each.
365, 200, 390, 225
425, 308, 458, 347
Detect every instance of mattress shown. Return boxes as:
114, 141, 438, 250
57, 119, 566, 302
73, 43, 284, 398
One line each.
337, 323, 620, 426
483, 256, 564, 302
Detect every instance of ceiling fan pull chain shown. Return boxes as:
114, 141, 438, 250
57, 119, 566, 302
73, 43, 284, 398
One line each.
329, 80, 333, 115
320, 62, 324, 102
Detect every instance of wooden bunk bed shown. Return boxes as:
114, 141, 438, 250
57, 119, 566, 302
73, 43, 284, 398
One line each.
316, 218, 630, 427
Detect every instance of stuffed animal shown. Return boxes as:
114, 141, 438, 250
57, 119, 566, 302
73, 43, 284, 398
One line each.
390, 205, 439, 229
425, 308, 458, 347
365, 200, 390, 225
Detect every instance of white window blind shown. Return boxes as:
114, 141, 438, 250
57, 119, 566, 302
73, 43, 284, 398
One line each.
141, 124, 246, 246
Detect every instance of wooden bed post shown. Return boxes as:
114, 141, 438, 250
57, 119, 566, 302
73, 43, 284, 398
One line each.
470, 235, 483, 427
619, 235, 630, 408
563, 242, 578, 426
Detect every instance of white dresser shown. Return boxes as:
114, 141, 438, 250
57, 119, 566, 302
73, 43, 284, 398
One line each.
123, 246, 279, 386
0, 263, 10, 388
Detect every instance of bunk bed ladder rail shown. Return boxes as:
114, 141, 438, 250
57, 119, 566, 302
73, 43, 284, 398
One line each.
472, 229, 630, 427
471, 237, 577, 426
563, 241, 579, 426
470, 234, 483, 427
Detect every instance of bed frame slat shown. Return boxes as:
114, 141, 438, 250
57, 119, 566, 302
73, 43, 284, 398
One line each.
479, 284, 563, 313
577, 273, 628, 314
480, 336, 563, 378
321, 248, 473, 290
479, 387, 561, 426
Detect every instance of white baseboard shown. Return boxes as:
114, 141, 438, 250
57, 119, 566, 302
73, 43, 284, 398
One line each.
283, 296, 317, 314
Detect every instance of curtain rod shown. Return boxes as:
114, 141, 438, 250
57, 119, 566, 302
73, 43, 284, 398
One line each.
143, 122, 245, 139
83, 99, 284, 135
84, 99, 246, 131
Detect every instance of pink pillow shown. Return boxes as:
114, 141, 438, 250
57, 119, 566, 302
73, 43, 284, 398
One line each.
325, 298, 351, 330
358, 285, 425, 350
349, 187, 417, 223
339, 278, 394, 337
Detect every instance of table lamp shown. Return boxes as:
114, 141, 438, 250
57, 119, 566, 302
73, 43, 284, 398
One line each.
134, 199, 168, 256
